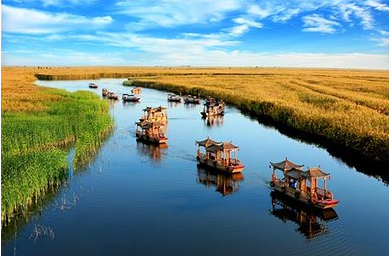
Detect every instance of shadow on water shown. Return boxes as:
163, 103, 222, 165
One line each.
241, 110, 389, 185
269, 191, 338, 239
196, 166, 244, 196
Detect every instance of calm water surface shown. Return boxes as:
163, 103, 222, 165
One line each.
2, 79, 388, 256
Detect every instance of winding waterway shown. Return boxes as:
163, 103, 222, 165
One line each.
2, 78, 388, 256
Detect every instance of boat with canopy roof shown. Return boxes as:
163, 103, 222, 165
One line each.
196, 137, 244, 173
270, 158, 339, 209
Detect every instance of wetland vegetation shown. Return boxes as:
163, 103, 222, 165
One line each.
1, 67, 112, 223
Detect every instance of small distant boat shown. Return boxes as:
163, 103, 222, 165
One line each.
122, 93, 140, 102
196, 137, 244, 173
131, 87, 142, 94
201, 97, 225, 117
135, 120, 168, 144
270, 158, 339, 209
107, 91, 119, 100
89, 83, 98, 89
102, 88, 109, 97
184, 95, 200, 104
167, 93, 181, 102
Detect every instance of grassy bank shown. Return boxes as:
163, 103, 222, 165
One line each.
1, 67, 113, 223
121, 68, 389, 163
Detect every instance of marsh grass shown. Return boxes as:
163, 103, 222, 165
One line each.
1, 67, 112, 222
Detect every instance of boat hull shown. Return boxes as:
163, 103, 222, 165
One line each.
196, 156, 244, 173
271, 181, 338, 209
136, 133, 168, 145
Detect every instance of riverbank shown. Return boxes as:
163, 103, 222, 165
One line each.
1, 67, 113, 223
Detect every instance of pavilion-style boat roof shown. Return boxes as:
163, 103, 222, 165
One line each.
196, 137, 221, 148
270, 158, 304, 172
142, 106, 167, 112
205, 142, 239, 153
196, 138, 238, 152
281, 166, 329, 181
302, 167, 329, 178
284, 169, 305, 180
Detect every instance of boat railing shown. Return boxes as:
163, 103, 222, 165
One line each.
229, 158, 241, 166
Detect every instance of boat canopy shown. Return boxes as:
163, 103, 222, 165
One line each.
284, 169, 305, 180
302, 167, 329, 178
270, 158, 304, 172
196, 137, 221, 148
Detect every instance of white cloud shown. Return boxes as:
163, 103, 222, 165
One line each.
3, 47, 389, 69
365, 0, 389, 12
302, 14, 341, 33
2, 5, 113, 34
227, 17, 263, 36
115, 0, 242, 28
338, 3, 374, 30
7, 0, 97, 7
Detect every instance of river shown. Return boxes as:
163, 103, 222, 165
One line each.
2, 78, 388, 256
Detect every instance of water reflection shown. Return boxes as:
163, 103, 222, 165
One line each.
167, 101, 181, 108
269, 191, 338, 239
136, 142, 168, 161
196, 167, 244, 196
203, 115, 224, 127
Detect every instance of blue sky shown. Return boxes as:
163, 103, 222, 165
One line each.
1, 0, 389, 68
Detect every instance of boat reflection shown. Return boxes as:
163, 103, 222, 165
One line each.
203, 115, 224, 127
136, 142, 168, 161
167, 101, 181, 108
269, 191, 338, 239
196, 167, 244, 196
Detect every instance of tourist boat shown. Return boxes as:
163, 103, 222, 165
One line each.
201, 97, 225, 117
167, 93, 181, 102
89, 83, 98, 89
102, 88, 109, 97
122, 93, 140, 102
140, 106, 168, 124
270, 158, 339, 209
131, 87, 142, 94
196, 137, 244, 173
107, 91, 119, 100
135, 120, 168, 144
270, 191, 338, 239
184, 95, 200, 104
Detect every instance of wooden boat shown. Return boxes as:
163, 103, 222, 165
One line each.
122, 93, 140, 102
270, 191, 338, 239
201, 97, 225, 117
196, 137, 244, 173
270, 158, 339, 209
131, 87, 142, 94
140, 106, 168, 124
135, 120, 168, 144
107, 91, 119, 100
167, 93, 181, 102
102, 88, 109, 97
89, 83, 98, 89
184, 95, 200, 104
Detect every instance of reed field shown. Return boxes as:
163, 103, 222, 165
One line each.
1, 67, 112, 223
124, 68, 389, 162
